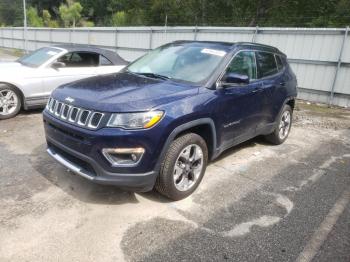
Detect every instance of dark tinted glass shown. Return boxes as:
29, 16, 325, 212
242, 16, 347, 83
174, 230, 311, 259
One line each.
275, 55, 284, 70
100, 55, 113, 66
256, 52, 278, 78
226, 51, 257, 79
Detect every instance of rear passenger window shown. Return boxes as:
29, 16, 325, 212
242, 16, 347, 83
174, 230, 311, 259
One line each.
275, 55, 284, 71
100, 55, 113, 66
256, 52, 278, 78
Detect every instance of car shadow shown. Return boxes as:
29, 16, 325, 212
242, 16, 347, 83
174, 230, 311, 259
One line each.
211, 135, 270, 163
29, 136, 272, 205
30, 144, 140, 205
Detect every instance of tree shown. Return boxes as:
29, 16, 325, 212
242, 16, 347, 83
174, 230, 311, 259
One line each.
27, 7, 44, 27
43, 9, 59, 28
111, 11, 127, 26
59, 0, 83, 27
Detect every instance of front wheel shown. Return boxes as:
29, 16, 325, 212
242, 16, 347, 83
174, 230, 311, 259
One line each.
265, 104, 292, 145
155, 133, 208, 201
0, 85, 22, 120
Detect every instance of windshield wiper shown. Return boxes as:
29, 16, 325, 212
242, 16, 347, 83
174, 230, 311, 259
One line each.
135, 72, 170, 80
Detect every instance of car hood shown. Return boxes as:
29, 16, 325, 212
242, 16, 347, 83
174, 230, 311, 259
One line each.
52, 72, 199, 112
0, 62, 35, 76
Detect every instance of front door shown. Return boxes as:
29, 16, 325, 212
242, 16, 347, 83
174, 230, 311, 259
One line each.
216, 50, 264, 149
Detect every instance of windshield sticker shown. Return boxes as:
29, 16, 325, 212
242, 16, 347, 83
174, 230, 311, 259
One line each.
47, 51, 58, 56
201, 48, 226, 57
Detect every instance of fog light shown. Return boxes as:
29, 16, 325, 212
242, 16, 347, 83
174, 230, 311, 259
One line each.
102, 147, 145, 167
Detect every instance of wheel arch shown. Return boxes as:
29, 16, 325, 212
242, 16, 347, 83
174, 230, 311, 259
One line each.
155, 118, 217, 172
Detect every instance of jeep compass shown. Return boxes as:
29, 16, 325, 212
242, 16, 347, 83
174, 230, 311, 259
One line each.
43, 41, 297, 200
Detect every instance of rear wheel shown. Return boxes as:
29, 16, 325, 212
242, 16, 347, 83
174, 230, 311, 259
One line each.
0, 85, 22, 120
265, 104, 292, 145
155, 133, 208, 200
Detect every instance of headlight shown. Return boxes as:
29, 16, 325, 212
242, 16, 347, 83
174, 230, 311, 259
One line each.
107, 111, 164, 129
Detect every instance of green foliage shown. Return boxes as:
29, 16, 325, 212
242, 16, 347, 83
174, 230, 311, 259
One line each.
59, 0, 83, 27
111, 11, 127, 26
42, 9, 59, 27
27, 7, 44, 27
1, 0, 350, 27
80, 20, 94, 27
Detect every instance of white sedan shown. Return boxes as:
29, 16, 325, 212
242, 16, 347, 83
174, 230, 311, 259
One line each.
0, 45, 128, 119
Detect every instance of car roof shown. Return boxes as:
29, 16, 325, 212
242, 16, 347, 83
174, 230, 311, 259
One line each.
51, 44, 129, 65
170, 40, 284, 55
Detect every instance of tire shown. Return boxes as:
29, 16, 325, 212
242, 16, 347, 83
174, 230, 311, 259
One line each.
155, 133, 208, 201
0, 84, 22, 120
265, 104, 292, 145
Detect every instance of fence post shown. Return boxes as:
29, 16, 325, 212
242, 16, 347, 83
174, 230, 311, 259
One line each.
193, 25, 198, 40
252, 26, 259, 42
11, 28, 14, 49
35, 29, 38, 49
50, 29, 53, 44
87, 29, 91, 45
115, 28, 118, 51
149, 27, 153, 49
329, 26, 349, 106
0, 28, 3, 47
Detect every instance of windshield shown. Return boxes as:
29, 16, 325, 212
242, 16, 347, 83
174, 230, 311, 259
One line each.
127, 44, 228, 84
18, 47, 61, 67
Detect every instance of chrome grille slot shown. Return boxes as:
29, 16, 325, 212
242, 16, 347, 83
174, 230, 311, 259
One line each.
45, 98, 104, 130
55, 102, 63, 116
77, 110, 91, 125
69, 107, 80, 122
88, 112, 104, 128
50, 99, 56, 113
61, 104, 70, 119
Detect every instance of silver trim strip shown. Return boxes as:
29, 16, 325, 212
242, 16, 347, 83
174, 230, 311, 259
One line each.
47, 148, 94, 180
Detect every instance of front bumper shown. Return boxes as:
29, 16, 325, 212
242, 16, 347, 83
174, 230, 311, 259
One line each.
46, 138, 157, 191
43, 111, 164, 192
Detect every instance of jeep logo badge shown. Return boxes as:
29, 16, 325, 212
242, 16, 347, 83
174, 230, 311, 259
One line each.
65, 97, 74, 103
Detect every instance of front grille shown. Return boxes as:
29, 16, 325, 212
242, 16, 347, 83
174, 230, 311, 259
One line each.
46, 98, 105, 130
48, 142, 96, 176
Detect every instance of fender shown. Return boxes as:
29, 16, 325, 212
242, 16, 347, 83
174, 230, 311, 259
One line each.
154, 118, 217, 172
274, 96, 296, 125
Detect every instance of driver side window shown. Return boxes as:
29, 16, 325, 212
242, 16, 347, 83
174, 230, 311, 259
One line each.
226, 51, 257, 80
57, 52, 99, 67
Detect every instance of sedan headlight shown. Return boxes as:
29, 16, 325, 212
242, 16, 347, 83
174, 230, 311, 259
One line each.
107, 111, 164, 129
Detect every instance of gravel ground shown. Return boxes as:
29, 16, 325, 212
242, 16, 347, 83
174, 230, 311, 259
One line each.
0, 49, 19, 62
0, 102, 349, 262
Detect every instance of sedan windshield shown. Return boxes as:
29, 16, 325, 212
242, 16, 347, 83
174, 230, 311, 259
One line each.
127, 44, 228, 84
18, 47, 61, 67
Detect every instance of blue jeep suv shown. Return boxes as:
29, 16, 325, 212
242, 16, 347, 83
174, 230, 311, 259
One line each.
43, 41, 297, 200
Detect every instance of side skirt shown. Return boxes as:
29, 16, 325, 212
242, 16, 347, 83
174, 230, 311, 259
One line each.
24, 96, 50, 110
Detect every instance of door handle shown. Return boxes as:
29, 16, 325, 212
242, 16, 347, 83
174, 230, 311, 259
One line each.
280, 81, 286, 86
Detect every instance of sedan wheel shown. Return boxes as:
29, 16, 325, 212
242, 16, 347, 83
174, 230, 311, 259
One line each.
0, 86, 22, 120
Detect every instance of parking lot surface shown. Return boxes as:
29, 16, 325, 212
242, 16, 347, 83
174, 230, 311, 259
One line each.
0, 102, 349, 262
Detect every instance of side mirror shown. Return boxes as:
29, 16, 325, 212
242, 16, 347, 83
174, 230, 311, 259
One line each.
221, 72, 249, 87
51, 61, 66, 69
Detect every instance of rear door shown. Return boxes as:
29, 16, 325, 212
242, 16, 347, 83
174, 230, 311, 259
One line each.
255, 51, 281, 129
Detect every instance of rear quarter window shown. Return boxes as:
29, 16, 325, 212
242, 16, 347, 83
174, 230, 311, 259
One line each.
100, 55, 113, 66
256, 52, 278, 78
275, 55, 284, 71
